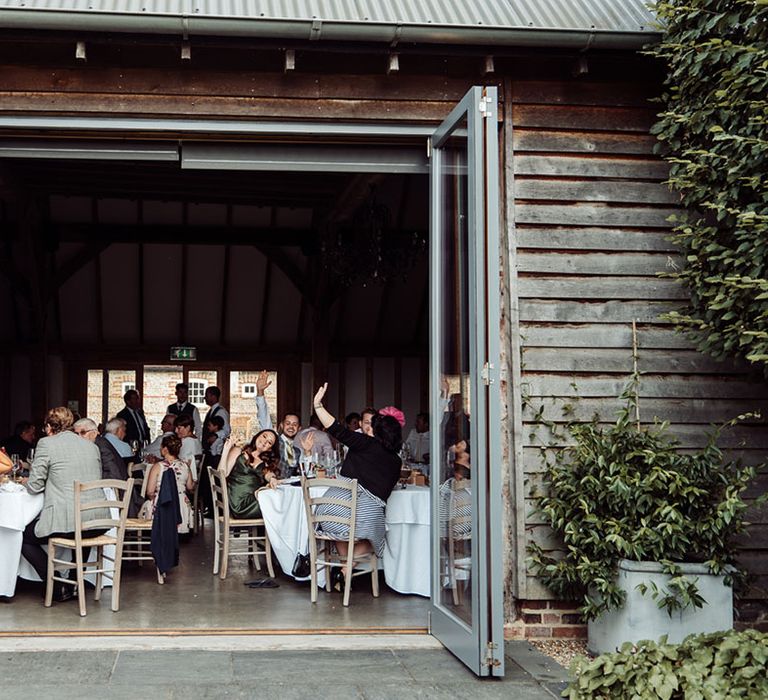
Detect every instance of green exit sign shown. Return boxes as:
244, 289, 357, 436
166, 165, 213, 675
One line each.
170, 346, 197, 361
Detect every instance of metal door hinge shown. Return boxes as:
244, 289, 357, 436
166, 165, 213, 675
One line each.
483, 641, 502, 668
481, 362, 495, 386
478, 96, 493, 119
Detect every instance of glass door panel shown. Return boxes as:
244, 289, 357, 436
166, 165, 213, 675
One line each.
107, 369, 136, 423
142, 365, 183, 440
429, 86, 503, 677
229, 370, 278, 443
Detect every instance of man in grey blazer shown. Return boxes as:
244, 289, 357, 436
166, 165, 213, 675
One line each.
22, 407, 104, 602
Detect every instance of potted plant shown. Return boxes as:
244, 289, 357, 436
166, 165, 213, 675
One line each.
527, 375, 765, 655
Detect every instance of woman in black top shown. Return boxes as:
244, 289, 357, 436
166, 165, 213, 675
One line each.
311, 383, 402, 588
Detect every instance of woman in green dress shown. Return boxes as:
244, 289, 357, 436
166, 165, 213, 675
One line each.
219, 429, 279, 518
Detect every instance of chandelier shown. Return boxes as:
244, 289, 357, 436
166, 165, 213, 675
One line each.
320, 188, 427, 288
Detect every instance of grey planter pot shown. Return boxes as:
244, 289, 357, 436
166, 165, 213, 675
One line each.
587, 559, 733, 655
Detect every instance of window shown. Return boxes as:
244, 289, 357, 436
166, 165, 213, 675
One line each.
121, 381, 136, 396
189, 380, 207, 405
242, 383, 256, 397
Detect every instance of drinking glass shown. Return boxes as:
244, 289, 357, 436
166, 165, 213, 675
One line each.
10, 454, 20, 481
130, 440, 140, 454
27, 448, 35, 462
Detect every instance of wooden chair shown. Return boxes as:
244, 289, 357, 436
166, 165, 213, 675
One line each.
447, 478, 472, 606
208, 466, 275, 580
191, 455, 205, 534
45, 478, 133, 617
301, 476, 379, 607
122, 464, 166, 584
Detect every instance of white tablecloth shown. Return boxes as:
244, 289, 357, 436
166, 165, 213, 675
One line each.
0, 485, 116, 596
0, 487, 44, 597
383, 486, 430, 597
257, 483, 430, 597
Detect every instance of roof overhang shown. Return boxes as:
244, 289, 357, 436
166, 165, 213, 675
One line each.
0, 2, 662, 50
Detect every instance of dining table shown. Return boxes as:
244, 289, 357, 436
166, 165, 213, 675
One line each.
0, 482, 116, 597
257, 481, 430, 596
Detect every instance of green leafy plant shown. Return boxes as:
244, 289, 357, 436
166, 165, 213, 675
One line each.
566, 629, 768, 699
527, 376, 764, 621
646, 1, 768, 369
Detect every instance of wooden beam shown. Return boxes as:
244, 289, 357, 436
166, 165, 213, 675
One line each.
53, 241, 111, 290
138, 242, 145, 346
219, 243, 231, 346
94, 248, 104, 346
179, 242, 188, 344
55, 223, 314, 247
258, 260, 272, 347
252, 243, 312, 301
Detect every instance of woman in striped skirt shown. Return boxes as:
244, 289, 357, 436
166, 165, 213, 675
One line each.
311, 383, 402, 590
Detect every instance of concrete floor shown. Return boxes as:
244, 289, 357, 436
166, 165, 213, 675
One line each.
0, 525, 430, 632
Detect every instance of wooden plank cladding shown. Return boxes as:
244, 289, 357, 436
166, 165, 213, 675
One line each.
511, 78, 768, 601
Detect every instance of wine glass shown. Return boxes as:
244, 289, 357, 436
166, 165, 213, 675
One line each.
27, 447, 35, 463
10, 454, 20, 481
130, 440, 140, 454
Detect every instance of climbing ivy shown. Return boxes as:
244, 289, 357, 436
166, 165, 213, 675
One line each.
647, 0, 768, 367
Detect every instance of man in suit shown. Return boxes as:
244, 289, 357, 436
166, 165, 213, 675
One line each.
22, 407, 105, 601
74, 417, 142, 517
116, 389, 150, 449
167, 382, 202, 438
199, 386, 230, 515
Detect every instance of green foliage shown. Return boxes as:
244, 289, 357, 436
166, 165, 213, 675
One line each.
526, 377, 763, 620
646, 1, 768, 368
566, 629, 768, 699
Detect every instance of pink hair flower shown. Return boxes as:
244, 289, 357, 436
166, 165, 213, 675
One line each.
379, 406, 406, 428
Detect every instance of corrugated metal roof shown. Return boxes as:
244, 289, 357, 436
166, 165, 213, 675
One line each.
0, 1, 660, 47
0, 0, 657, 33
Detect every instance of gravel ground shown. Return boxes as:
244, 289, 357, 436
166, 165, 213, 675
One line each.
529, 639, 591, 669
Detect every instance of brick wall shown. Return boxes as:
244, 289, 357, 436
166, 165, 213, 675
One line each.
505, 600, 586, 640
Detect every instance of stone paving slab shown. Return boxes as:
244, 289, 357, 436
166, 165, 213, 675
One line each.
0, 643, 567, 699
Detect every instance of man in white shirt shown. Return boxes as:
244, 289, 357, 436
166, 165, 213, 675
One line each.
103, 418, 134, 459
254, 370, 301, 478
167, 382, 202, 438
404, 412, 430, 463
144, 414, 176, 459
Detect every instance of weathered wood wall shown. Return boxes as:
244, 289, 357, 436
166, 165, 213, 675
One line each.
508, 79, 768, 602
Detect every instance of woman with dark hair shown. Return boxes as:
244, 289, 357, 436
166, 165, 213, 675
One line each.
144, 433, 194, 533
174, 413, 202, 466
311, 383, 402, 590
219, 429, 279, 519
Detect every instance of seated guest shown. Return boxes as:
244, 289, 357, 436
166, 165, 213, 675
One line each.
311, 383, 402, 591
22, 407, 106, 601
295, 415, 335, 460
404, 412, 430, 463
219, 430, 278, 519
145, 414, 176, 460
1, 420, 36, 461
439, 439, 472, 538
254, 369, 301, 478
174, 414, 203, 467
74, 417, 143, 517
143, 434, 194, 533
204, 415, 226, 461
359, 407, 376, 436
345, 412, 361, 432
103, 418, 134, 459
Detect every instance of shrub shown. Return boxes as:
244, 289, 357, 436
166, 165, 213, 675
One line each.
566, 629, 768, 699
526, 379, 762, 620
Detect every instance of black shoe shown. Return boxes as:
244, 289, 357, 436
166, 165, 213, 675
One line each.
331, 568, 345, 593
53, 583, 76, 602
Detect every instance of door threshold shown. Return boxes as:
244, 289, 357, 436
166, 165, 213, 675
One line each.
0, 631, 439, 652
0, 626, 429, 637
